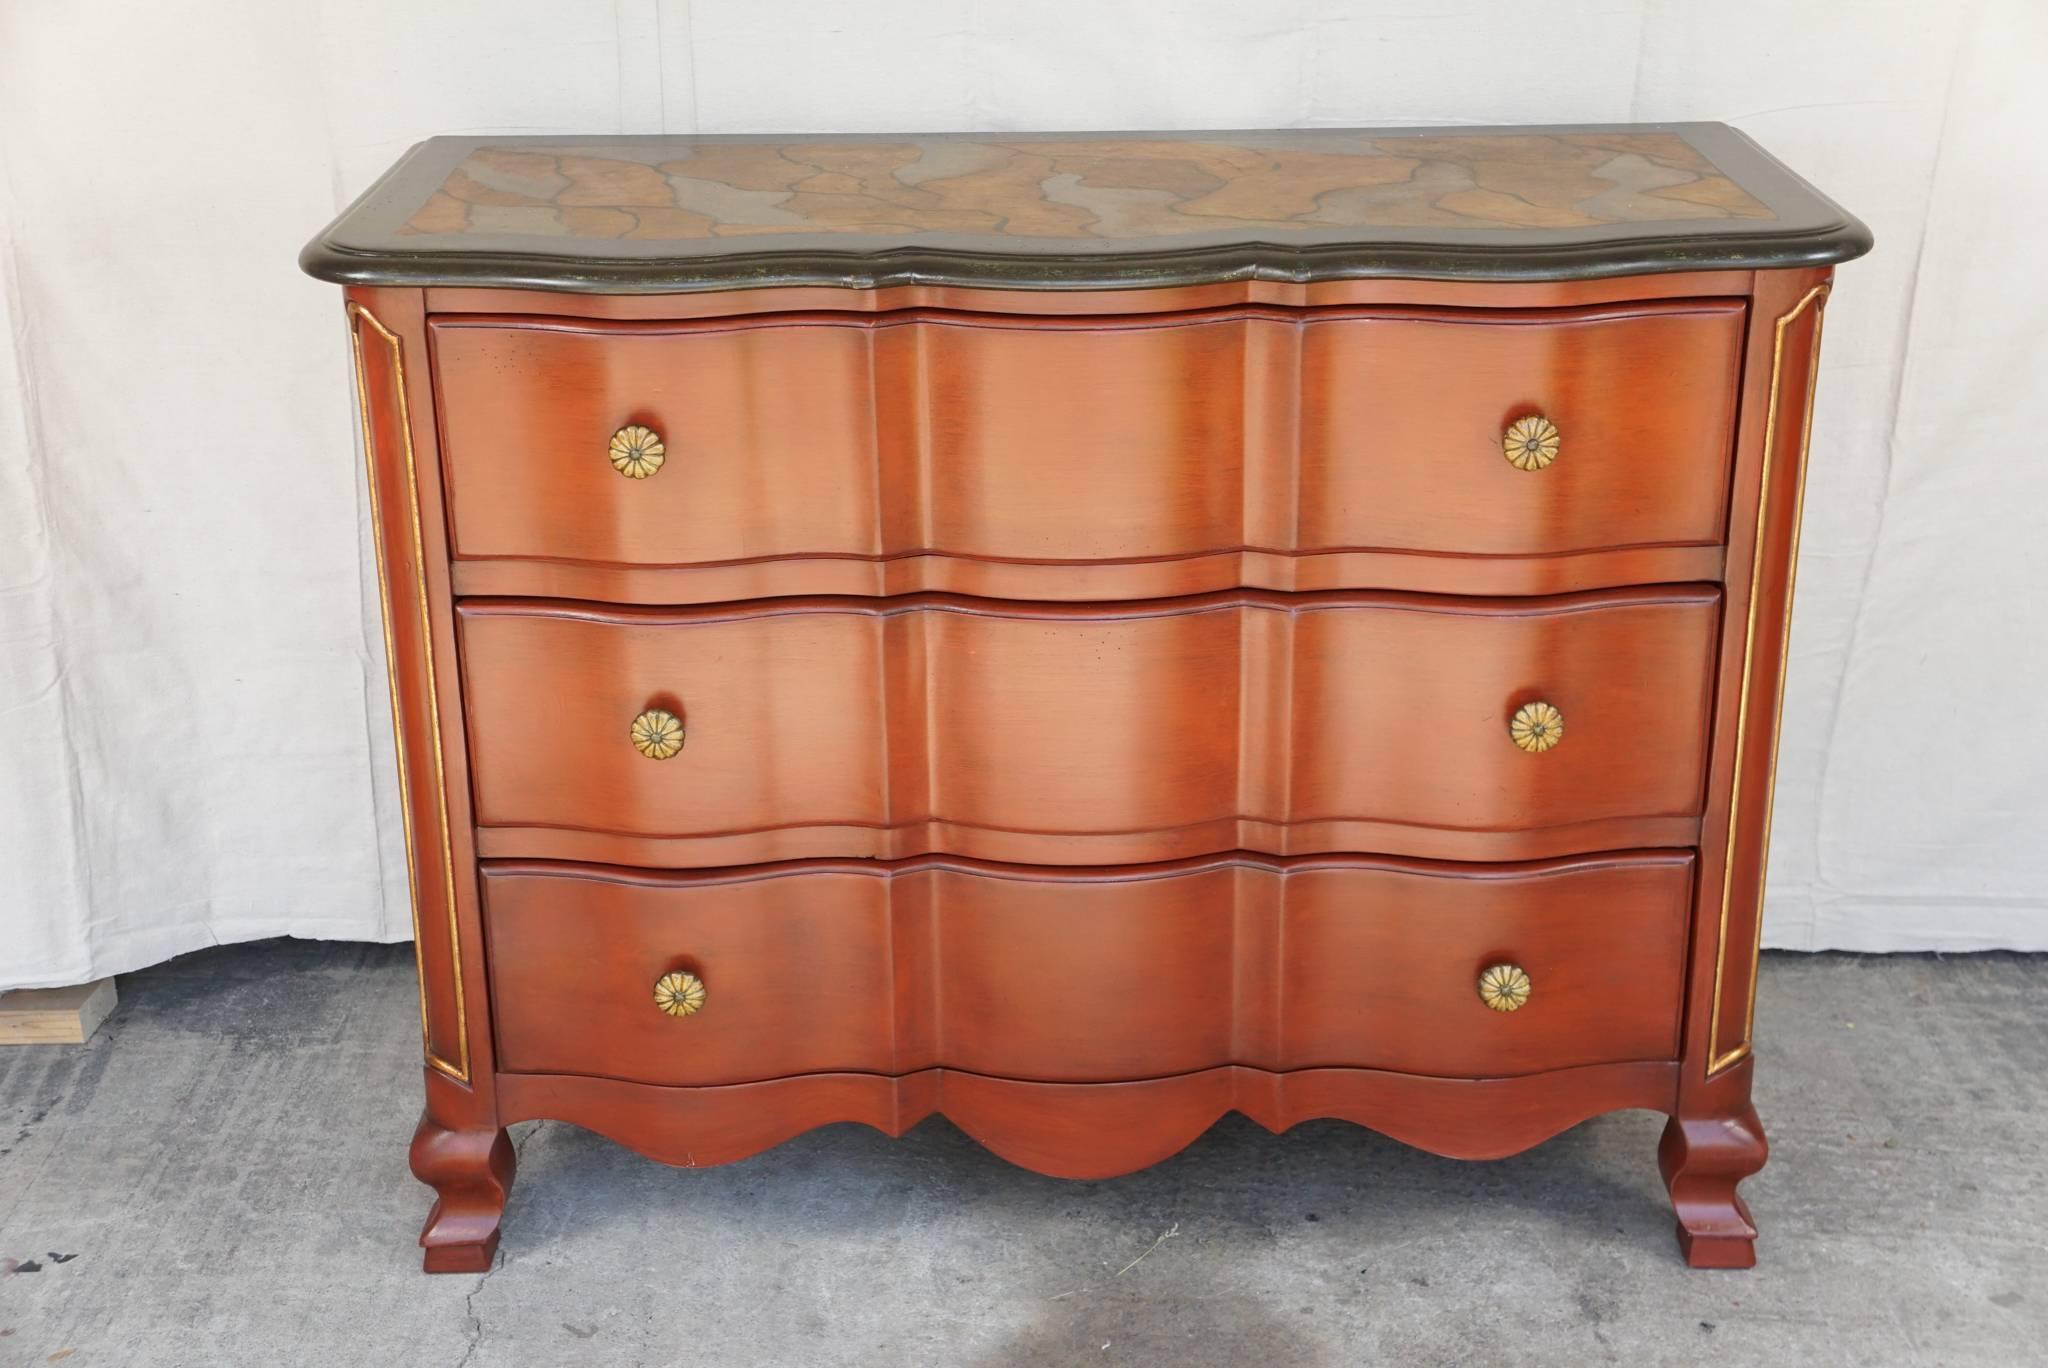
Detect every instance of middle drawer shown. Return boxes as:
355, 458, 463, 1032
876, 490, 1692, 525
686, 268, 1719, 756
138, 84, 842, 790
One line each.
458, 587, 1719, 866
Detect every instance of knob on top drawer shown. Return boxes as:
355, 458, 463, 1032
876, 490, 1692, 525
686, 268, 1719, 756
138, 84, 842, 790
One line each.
1508, 701, 1565, 754
608, 424, 666, 479
1502, 415, 1560, 472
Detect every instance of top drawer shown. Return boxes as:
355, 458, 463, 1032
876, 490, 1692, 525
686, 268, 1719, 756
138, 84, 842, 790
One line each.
430, 299, 1744, 601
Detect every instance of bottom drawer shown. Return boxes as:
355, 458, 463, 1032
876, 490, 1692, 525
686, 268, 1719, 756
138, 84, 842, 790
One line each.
482, 852, 1692, 1086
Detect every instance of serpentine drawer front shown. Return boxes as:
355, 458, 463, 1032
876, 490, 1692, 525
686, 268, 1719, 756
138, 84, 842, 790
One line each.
305, 124, 1868, 1271
430, 299, 1744, 602
456, 587, 1720, 866
481, 853, 1693, 1086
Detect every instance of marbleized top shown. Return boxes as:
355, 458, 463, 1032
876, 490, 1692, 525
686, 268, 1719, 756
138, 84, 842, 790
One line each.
303, 124, 1869, 292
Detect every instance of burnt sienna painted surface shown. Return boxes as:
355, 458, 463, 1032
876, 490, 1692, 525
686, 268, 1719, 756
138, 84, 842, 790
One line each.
303, 124, 1869, 292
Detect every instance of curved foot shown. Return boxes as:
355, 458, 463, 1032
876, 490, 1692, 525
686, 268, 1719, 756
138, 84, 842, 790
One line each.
410, 1114, 516, 1274
1658, 1105, 1768, 1268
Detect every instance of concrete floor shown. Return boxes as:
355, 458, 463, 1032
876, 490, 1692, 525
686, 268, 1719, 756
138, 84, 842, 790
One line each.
0, 944, 2042, 1367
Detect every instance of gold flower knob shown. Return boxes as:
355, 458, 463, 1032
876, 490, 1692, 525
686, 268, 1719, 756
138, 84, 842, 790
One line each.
1508, 700, 1564, 753
609, 424, 666, 479
1503, 415, 1560, 471
1478, 964, 1532, 1013
630, 708, 685, 760
653, 970, 706, 1018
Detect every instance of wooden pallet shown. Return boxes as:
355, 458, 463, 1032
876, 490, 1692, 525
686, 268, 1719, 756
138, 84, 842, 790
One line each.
0, 979, 116, 1045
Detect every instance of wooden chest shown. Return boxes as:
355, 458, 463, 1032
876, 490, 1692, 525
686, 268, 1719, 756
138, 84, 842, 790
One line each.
303, 125, 1868, 1271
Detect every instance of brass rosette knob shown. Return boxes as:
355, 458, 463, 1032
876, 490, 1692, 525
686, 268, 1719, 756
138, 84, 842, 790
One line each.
653, 970, 706, 1018
609, 424, 666, 479
1478, 964, 1532, 1013
630, 708, 685, 760
1508, 700, 1564, 753
1503, 415, 1560, 471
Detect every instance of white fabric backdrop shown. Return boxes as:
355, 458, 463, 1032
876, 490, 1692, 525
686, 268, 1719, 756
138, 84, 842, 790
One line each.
3, 1, 2045, 988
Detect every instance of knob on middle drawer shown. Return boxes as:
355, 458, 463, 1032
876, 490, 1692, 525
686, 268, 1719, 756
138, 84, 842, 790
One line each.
630, 708, 685, 760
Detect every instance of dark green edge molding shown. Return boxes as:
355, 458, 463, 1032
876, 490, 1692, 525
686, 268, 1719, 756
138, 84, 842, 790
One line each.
301, 123, 1872, 293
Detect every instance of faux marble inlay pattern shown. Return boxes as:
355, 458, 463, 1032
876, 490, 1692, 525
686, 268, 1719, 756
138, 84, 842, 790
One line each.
398, 132, 1776, 242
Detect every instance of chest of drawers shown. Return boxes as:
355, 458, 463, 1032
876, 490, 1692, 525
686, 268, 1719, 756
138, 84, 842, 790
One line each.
303, 124, 1868, 1272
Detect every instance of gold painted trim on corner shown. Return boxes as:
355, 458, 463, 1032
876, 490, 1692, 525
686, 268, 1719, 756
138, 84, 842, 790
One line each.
1706, 281, 1829, 1076
347, 301, 470, 1084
